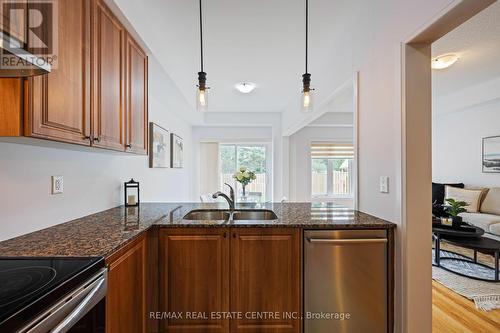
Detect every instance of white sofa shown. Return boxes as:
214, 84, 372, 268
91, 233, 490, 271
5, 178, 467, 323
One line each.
460, 187, 500, 237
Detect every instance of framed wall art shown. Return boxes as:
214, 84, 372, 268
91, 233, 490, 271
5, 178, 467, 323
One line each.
482, 135, 500, 173
149, 123, 170, 168
170, 133, 184, 168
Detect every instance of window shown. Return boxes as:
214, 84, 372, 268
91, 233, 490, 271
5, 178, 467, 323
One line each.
311, 142, 354, 198
219, 144, 269, 201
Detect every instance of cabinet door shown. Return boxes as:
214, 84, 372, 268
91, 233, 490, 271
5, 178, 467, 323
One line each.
106, 234, 147, 333
0, 79, 22, 136
125, 34, 148, 154
230, 228, 301, 333
159, 228, 230, 333
92, 0, 125, 151
26, 0, 91, 145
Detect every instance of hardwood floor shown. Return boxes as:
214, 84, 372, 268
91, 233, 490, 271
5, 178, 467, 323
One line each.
433, 281, 500, 332
433, 242, 500, 332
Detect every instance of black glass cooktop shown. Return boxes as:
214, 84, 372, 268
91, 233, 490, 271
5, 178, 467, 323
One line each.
0, 257, 104, 330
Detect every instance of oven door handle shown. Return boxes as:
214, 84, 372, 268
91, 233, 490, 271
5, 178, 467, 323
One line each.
19, 269, 107, 333
50, 273, 107, 333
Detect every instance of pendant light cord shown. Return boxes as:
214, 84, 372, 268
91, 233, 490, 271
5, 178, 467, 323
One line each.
305, 0, 308, 74
199, 0, 204, 72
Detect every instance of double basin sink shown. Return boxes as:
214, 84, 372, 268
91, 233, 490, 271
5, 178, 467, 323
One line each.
183, 209, 278, 221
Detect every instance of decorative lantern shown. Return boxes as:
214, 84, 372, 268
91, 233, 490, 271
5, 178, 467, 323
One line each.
124, 179, 140, 207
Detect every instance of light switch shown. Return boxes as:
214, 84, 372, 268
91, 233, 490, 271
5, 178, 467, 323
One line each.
379, 176, 389, 193
52, 176, 63, 194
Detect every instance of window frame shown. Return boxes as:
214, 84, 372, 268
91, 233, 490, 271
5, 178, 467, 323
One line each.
310, 140, 355, 200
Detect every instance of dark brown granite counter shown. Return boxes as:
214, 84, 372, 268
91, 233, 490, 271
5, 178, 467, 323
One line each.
0, 202, 395, 258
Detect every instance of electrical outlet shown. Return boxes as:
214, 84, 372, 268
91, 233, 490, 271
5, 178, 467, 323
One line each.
379, 176, 389, 193
52, 176, 63, 194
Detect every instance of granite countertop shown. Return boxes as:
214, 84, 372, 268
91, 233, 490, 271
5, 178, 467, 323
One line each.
0, 202, 395, 258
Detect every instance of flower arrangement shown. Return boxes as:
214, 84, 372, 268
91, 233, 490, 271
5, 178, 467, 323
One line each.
232, 167, 257, 196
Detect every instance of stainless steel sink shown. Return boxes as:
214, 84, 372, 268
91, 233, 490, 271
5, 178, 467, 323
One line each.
183, 210, 230, 220
232, 210, 278, 220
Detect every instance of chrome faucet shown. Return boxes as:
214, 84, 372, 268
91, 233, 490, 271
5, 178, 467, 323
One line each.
212, 183, 235, 211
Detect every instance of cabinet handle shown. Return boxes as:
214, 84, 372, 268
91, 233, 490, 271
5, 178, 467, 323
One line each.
223, 232, 227, 238
83, 136, 91, 141
93, 137, 100, 142
125, 144, 132, 148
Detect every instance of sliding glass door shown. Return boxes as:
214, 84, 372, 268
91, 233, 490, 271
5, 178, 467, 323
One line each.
219, 144, 269, 202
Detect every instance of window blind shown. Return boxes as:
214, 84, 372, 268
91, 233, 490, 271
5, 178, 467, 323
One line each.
310, 142, 354, 159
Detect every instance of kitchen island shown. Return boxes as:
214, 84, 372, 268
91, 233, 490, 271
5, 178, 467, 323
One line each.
0, 203, 395, 333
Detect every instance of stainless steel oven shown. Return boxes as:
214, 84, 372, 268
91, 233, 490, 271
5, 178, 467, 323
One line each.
19, 268, 107, 333
0, 257, 106, 333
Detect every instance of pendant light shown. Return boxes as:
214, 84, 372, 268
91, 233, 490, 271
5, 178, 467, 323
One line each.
196, 0, 209, 111
301, 0, 314, 113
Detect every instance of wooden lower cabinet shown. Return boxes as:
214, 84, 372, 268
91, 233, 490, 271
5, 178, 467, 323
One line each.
106, 233, 147, 333
159, 228, 230, 333
159, 227, 301, 333
230, 228, 301, 333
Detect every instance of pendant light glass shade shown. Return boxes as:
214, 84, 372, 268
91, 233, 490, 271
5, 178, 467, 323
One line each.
196, 71, 208, 112
301, 73, 313, 113
301, 89, 313, 113
196, 88, 208, 111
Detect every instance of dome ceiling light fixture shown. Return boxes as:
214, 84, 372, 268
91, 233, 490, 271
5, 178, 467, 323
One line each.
196, 0, 209, 112
235, 82, 257, 94
431, 53, 459, 70
301, 0, 315, 113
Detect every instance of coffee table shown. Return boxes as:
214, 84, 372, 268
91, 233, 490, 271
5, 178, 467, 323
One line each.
433, 224, 500, 282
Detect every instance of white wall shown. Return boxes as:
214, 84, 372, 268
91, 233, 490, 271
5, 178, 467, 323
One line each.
289, 127, 354, 202
0, 57, 193, 241
433, 100, 500, 188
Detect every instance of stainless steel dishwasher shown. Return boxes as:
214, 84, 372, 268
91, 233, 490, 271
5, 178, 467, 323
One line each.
304, 229, 388, 333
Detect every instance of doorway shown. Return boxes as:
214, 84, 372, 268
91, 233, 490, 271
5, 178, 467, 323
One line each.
401, 1, 495, 332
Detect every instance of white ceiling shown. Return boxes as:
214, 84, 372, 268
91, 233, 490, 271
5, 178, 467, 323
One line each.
432, 1, 500, 99
114, 0, 353, 114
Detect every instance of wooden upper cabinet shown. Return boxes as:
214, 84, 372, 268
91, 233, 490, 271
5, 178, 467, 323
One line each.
92, 0, 125, 151
230, 228, 301, 333
25, 0, 91, 145
159, 228, 230, 333
106, 234, 147, 333
0, 79, 23, 136
125, 34, 148, 154
0, 0, 148, 154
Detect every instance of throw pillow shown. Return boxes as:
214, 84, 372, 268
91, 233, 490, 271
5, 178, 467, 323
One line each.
445, 186, 484, 213
432, 182, 464, 205
480, 187, 500, 215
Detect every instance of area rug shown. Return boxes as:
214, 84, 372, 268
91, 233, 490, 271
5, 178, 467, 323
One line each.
432, 249, 500, 311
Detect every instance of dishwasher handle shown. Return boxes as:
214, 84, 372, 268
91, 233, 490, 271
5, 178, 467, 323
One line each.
307, 237, 387, 244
